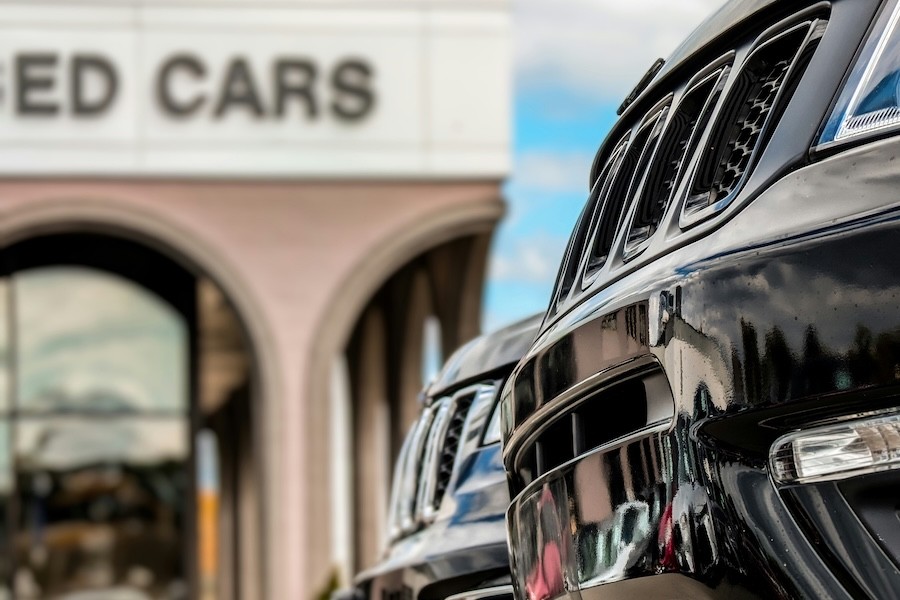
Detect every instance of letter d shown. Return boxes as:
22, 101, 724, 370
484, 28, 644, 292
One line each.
71, 54, 118, 116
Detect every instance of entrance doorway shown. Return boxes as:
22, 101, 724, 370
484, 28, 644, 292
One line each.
0, 234, 259, 600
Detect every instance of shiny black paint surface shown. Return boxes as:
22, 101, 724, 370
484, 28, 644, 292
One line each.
504, 120, 900, 598
358, 443, 511, 600
505, 0, 900, 597
430, 314, 541, 399
507, 429, 867, 600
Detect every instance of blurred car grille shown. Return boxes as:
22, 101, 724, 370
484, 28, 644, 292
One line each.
388, 382, 495, 539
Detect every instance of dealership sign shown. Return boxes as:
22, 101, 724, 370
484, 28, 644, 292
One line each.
12, 52, 374, 122
0, 4, 509, 178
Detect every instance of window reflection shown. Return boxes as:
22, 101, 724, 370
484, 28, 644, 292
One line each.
14, 418, 188, 599
2, 267, 190, 599
14, 267, 187, 414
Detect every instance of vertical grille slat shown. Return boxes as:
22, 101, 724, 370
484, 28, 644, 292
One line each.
586, 106, 668, 277
432, 392, 476, 505
415, 399, 453, 522
625, 66, 727, 254
387, 428, 415, 540
396, 406, 436, 534
552, 134, 629, 312
685, 20, 820, 216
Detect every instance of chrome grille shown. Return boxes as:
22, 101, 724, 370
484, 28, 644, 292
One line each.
554, 134, 629, 307
433, 392, 476, 506
585, 104, 668, 277
415, 398, 453, 522
686, 21, 819, 216
625, 65, 726, 255
386, 382, 496, 540
393, 405, 436, 534
547, 13, 827, 320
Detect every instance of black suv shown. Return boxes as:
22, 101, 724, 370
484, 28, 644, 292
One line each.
501, 1, 900, 598
353, 315, 539, 600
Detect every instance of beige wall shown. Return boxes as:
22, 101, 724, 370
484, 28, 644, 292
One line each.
0, 179, 504, 599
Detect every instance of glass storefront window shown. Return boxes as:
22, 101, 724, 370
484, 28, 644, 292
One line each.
14, 267, 187, 414
0, 266, 190, 600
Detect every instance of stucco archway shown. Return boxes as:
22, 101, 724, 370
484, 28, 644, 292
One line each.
305, 197, 503, 583
0, 198, 280, 600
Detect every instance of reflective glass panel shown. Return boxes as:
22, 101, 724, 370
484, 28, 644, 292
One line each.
8, 266, 190, 600
14, 267, 187, 414
12, 420, 189, 599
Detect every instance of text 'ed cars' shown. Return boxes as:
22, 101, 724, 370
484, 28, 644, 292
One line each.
500, 0, 900, 599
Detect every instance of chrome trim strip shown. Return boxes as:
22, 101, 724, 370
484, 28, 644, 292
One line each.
415, 398, 453, 523
508, 419, 673, 513
392, 380, 500, 538
386, 427, 415, 540
399, 405, 436, 533
503, 354, 662, 467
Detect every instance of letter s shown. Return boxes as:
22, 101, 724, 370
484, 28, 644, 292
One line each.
331, 59, 374, 121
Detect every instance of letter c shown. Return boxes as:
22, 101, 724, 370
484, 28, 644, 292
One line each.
157, 54, 206, 117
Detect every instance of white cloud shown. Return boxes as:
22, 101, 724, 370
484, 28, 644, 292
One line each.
515, 0, 726, 101
490, 233, 569, 284
513, 150, 595, 193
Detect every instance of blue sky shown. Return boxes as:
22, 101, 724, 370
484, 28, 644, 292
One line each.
483, 0, 724, 331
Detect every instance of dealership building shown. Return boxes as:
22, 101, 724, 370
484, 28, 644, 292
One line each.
0, 1, 510, 598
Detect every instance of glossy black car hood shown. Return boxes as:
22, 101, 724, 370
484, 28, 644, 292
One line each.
663, 0, 778, 75
428, 314, 542, 399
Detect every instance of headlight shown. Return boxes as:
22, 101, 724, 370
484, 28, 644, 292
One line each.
771, 412, 900, 484
482, 403, 502, 445
819, 0, 900, 147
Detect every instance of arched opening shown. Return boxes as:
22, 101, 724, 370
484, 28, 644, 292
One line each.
0, 233, 261, 600
422, 316, 443, 390
397, 270, 439, 436
288, 197, 501, 590
328, 357, 354, 587
349, 308, 391, 570
338, 233, 489, 574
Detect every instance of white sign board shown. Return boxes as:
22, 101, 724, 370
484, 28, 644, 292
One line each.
0, 2, 510, 178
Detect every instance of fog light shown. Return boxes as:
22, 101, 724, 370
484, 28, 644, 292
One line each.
771, 413, 900, 484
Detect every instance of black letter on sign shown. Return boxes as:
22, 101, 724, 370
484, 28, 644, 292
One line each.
16, 53, 59, 115
157, 54, 206, 117
71, 54, 118, 116
274, 59, 317, 119
214, 58, 265, 119
331, 59, 374, 121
